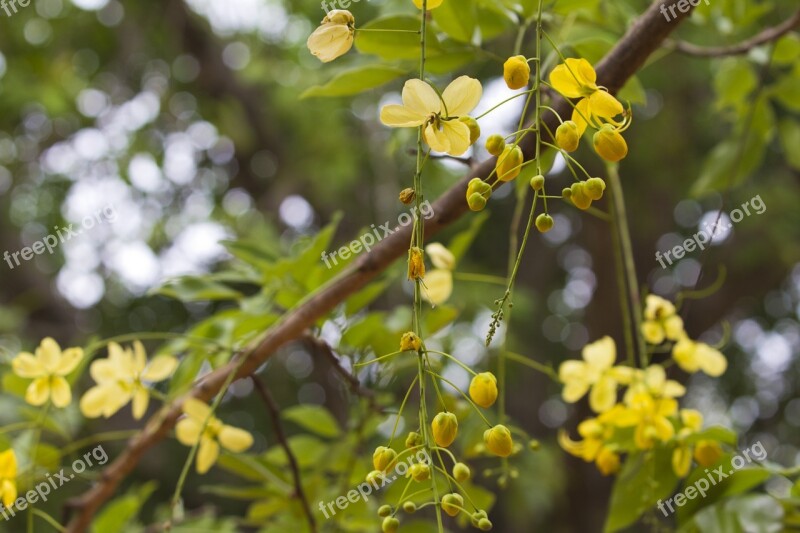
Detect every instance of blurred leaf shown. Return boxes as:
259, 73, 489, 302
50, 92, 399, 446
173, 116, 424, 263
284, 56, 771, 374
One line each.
283, 404, 342, 439
434, 0, 477, 43
91, 482, 157, 533
773, 34, 800, 65
356, 16, 440, 60
714, 58, 757, 111
345, 280, 390, 315
618, 75, 647, 105
423, 305, 459, 335
301, 65, 407, 99
448, 210, 489, 264
770, 72, 800, 112
778, 119, 800, 170
153, 277, 242, 302
683, 426, 738, 446
263, 435, 327, 469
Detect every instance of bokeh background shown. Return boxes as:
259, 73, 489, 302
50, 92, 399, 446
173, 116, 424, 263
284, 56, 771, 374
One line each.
0, 0, 798, 531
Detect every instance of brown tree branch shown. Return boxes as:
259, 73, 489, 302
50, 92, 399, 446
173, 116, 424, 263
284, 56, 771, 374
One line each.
250, 376, 317, 533
668, 9, 800, 57
65, 2, 695, 530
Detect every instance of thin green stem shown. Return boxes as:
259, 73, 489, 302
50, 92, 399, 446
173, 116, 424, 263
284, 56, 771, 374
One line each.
504, 351, 559, 381
425, 370, 492, 428
426, 350, 478, 377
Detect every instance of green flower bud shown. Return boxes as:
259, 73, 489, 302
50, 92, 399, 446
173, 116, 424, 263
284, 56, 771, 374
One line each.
530, 174, 545, 191
529, 439, 541, 450
584, 177, 606, 200
453, 462, 471, 482
382, 516, 399, 533
562, 187, 572, 199
555, 120, 580, 152
468, 192, 488, 212
372, 446, 397, 472
485, 134, 505, 156
405, 431, 422, 448
378, 504, 392, 517
442, 493, 464, 517
496, 145, 524, 182
471, 510, 488, 528
478, 517, 493, 531
459, 116, 481, 145
402, 501, 417, 513
570, 182, 592, 210
535, 213, 554, 233
408, 463, 430, 482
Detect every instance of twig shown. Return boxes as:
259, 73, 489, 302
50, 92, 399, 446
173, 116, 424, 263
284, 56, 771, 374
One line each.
250, 376, 317, 533
668, 9, 800, 57
64, 2, 697, 529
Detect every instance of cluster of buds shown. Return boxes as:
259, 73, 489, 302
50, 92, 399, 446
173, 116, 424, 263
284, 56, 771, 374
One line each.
562, 177, 606, 210
466, 177, 493, 212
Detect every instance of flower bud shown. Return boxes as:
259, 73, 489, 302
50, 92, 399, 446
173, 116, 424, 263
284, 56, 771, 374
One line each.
373, 446, 397, 472
408, 247, 425, 280
471, 510, 488, 528
469, 372, 498, 408
496, 145, 523, 182
584, 177, 606, 200
402, 501, 417, 513
400, 332, 422, 352
555, 120, 580, 152
535, 213, 554, 233
530, 174, 545, 191
503, 55, 531, 90
382, 516, 400, 533
459, 116, 481, 145
570, 182, 592, 210
366, 470, 382, 484
483, 424, 514, 457
405, 431, 422, 448
468, 192, 488, 212
694, 440, 723, 467
399, 188, 416, 205
561, 187, 572, 199
478, 518, 493, 531
431, 412, 458, 447
306, 10, 356, 63
485, 134, 505, 156
453, 462, 471, 482
378, 504, 392, 517
593, 124, 628, 162
441, 493, 464, 517
408, 463, 430, 482
529, 439, 541, 451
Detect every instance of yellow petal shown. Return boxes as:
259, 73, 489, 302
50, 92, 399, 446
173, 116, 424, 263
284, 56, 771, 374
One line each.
681, 409, 704, 431
672, 338, 700, 373
141, 355, 178, 382
664, 315, 685, 340
422, 269, 453, 305
697, 344, 727, 377
132, 388, 149, 420
12, 352, 44, 378
589, 375, 618, 413
643, 364, 666, 391
133, 341, 147, 373
663, 380, 687, 398
175, 418, 203, 446
654, 415, 675, 441
80, 386, 114, 418
672, 445, 693, 477
425, 243, 455, 270
642, 321, 666, 345
549, 58, 596, 98
442, 76, 482, 116
218, 426, 254, 453
424, 122, 451, 153
380, 104, 427, 127
25, 377, 50, 406
90, 358, 121, 384
50, 376, 72, 408
412, 0, 444, 10
55, 347, 83, 376
1, 479, 17, 508
37, 337, 62, 373
559, 360, 589, 402
571, 98, 592, 136
582, 336, 616, 372
403, 79, 441, 116
441, 119, 472, 156
587, 90, 623, 119
0, 449, 17, 479
306, 24, 354, 63
196, 438, 219, 474
182, 397, 213, 422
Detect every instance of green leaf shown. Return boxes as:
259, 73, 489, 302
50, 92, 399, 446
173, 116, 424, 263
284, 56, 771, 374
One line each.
680, 494, 783, 533
604, 448, 680, 532
683, 426, 738, 446
91, 482, 157, 533
778, 119, 800, 170
434, 0, 477, 43
283, 404, 342, 438
617, 75, 647, 105
153, 277, 242, 302
355, 16, 439, 60
714, 58, 757, 111
447, 211, 489, 264
424, 305, 459, 336
770, 73, 800, 112
301, 65, 407, 99
345, 280, 390, 315
773, 34, 800, 65
263, 435, 328, 469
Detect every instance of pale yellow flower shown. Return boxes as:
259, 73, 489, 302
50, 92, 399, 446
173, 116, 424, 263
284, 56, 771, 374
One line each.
558, 411, 620, 475
549, 58, 624, 136
611, 392, 677, 450
623, 364, 685, 404
426, 243, 455, 270
0, 449, 17, 507
672, 337, 727, 376
380, 76, 483, 156
176, 398, 254, 474
422, 243, 455, 305
12, 338, 83, 408
412, 0, 444, 10
306, 10, 355, 63
672, 409, 704, 477
80, 341, 178, 420
559, 336, 634, 413
641, 295, 685, 344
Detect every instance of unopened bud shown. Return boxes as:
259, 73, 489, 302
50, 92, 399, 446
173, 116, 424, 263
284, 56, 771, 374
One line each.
399, 188, 416, 204
382, 516, 399, 533
408, 247, 425, 280
503, 55, 531, 90
555, 120, 580, 152
402, 501, 417, 513
584, 177, 606, 200
400, 332, 422, 352
485, 134, 505, 156
453, 462, 471, 482
535, 213, 554, 233
530, 174, 545, 191
459, 116, 481, 145
378, 504, 392, 517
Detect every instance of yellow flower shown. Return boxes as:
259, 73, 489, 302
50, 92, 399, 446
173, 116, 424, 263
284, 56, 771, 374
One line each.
503, 55, 530, 90
12, 338, 83, 408
306, 10, 355, 63
422, 243, 455, 305
431, 412, 458, 447
611, 392, 677, 450
593, 124, 628, 162
671, 409, 706, 476
380, 76, 483, 156
469, 372, 498, 408
641, 295, 685, 344
672, 337, 727, 377
373, 446, 398, 472
426, 243, 455, 270
549, 58, 624, 136
80, 341, 178, 420
408, 246, 425, 280
175, 398, 254, 474
412, 0, 444, 9
0, 449, 17, 507
483, 424, 514, 457
623, 364, 686, 404
558, 336, 634, 413
400, 332, 422, 352
559, 409, 622, 475
672, 443, 693, 477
